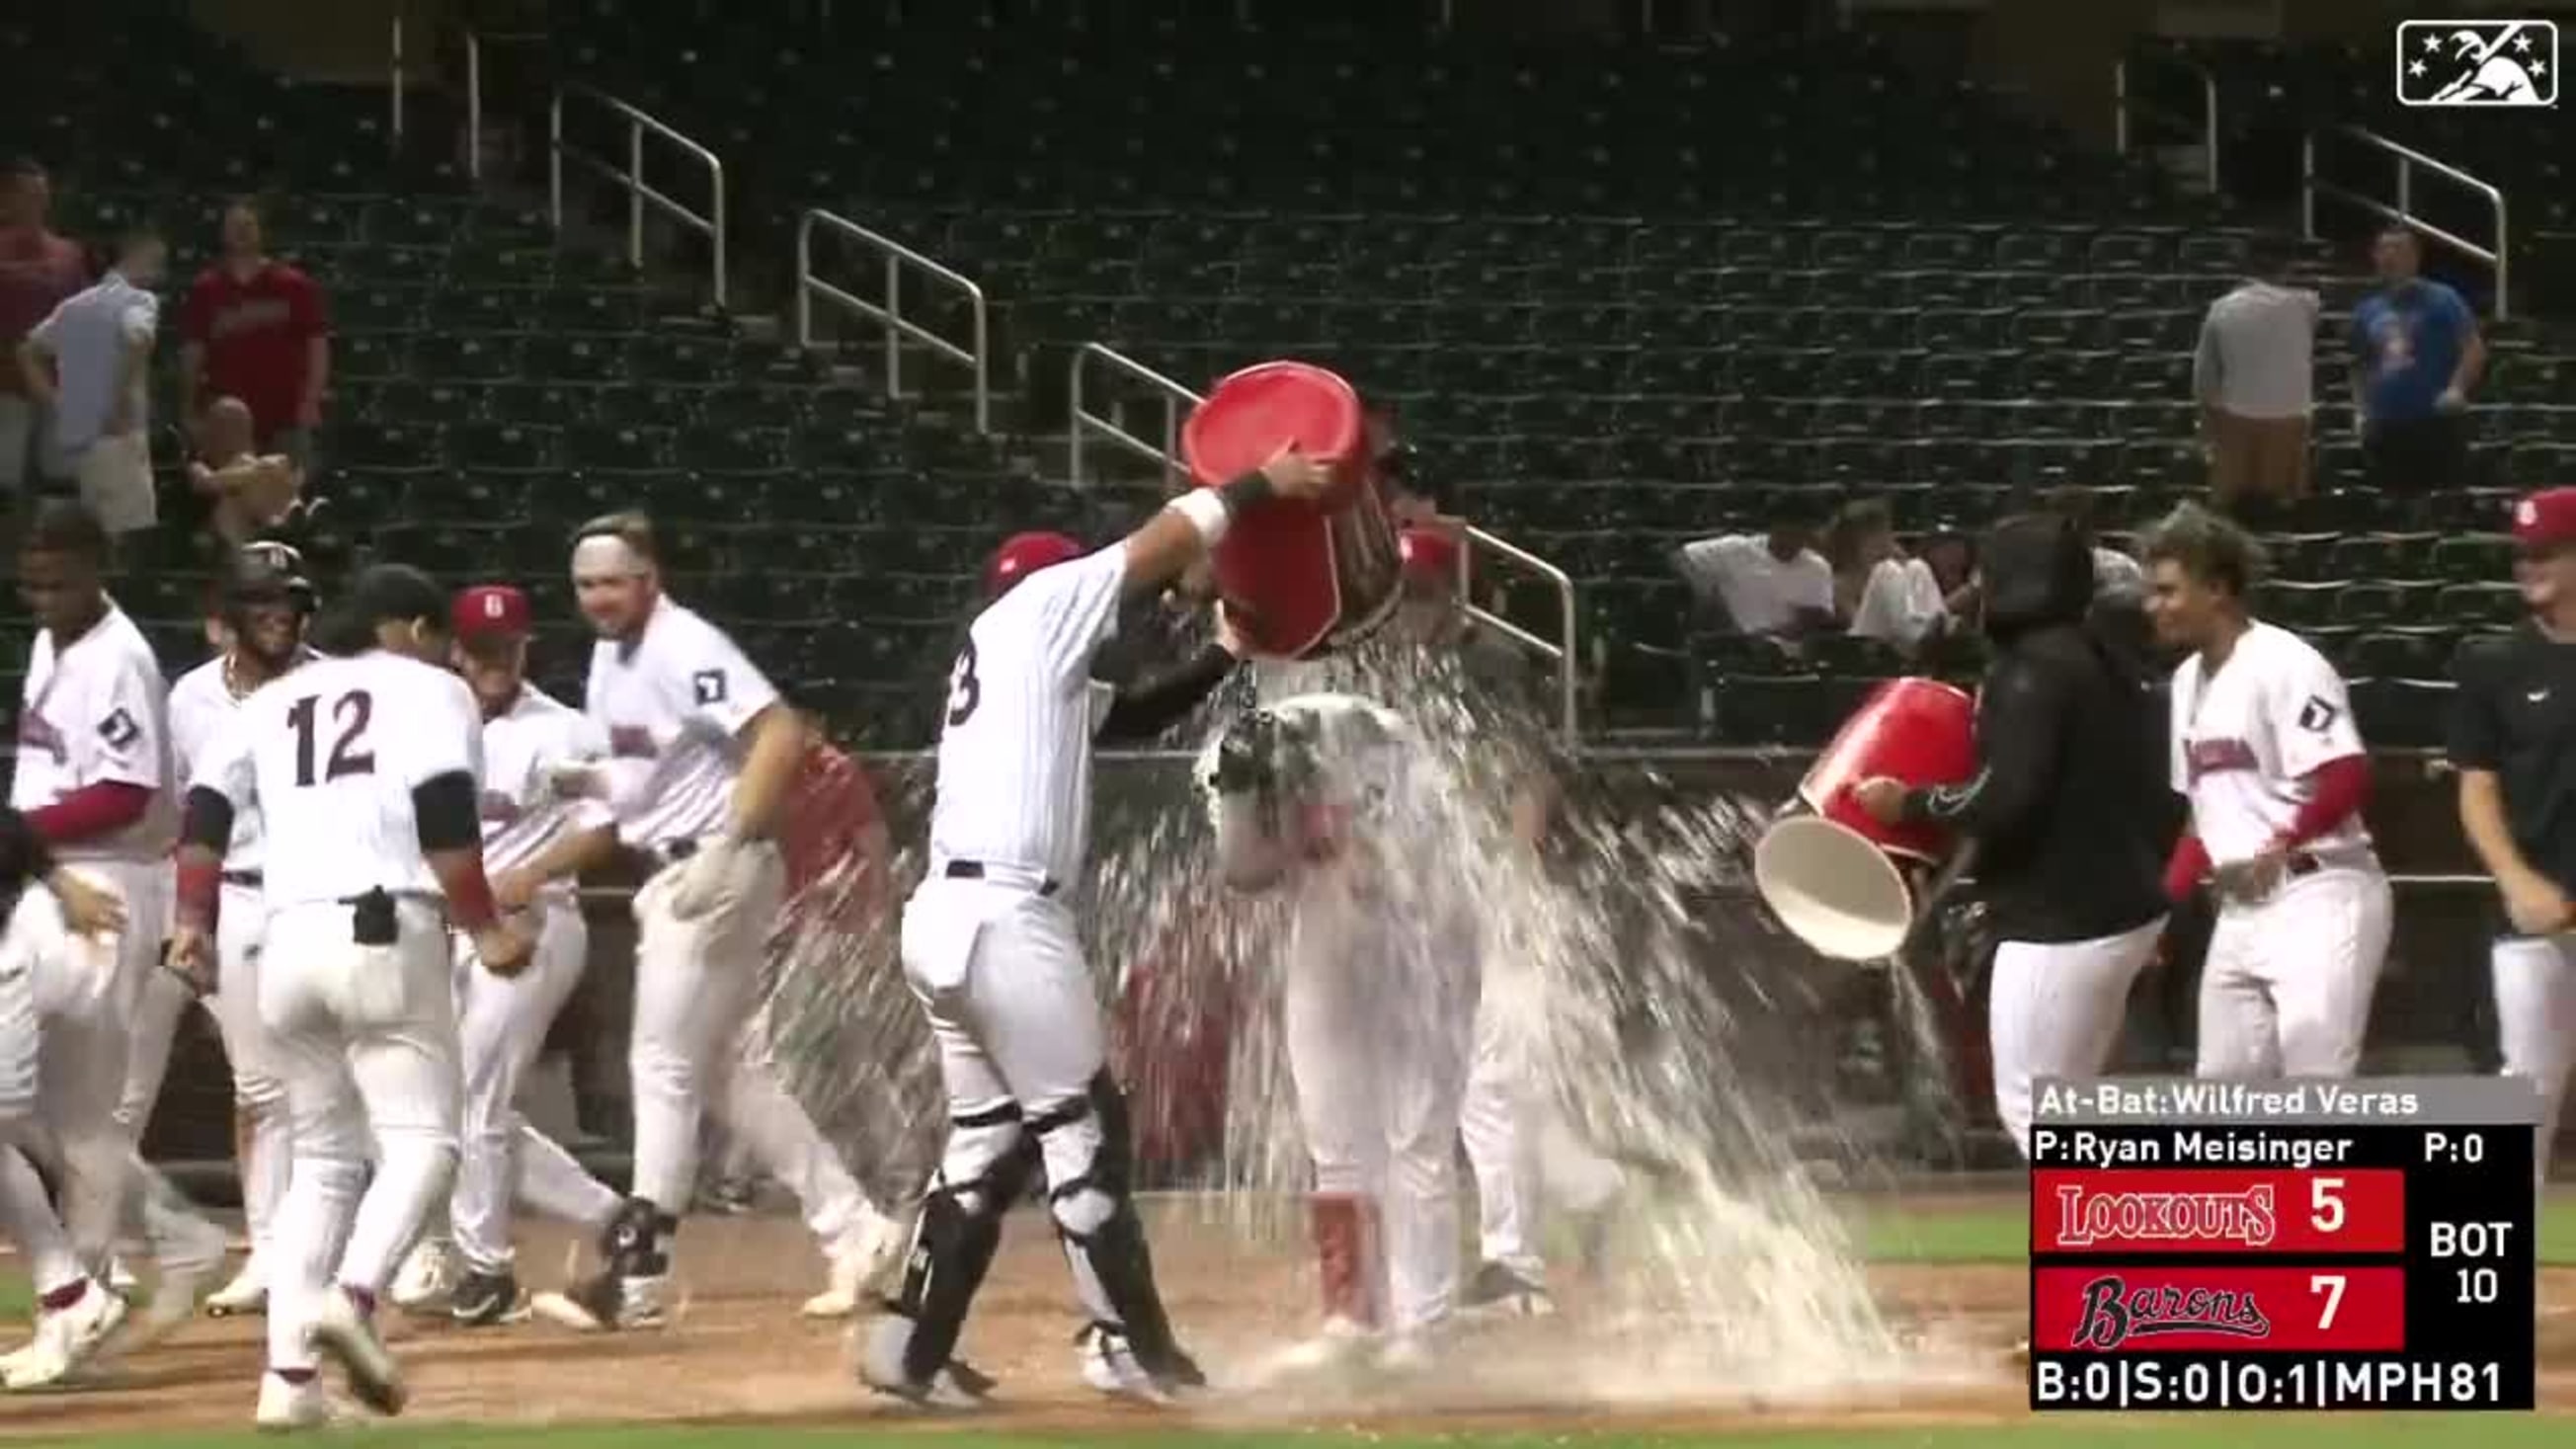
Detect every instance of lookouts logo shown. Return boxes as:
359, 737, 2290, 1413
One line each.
2053, 1182, 2278, 1249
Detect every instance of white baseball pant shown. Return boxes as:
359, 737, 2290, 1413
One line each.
0, 889, 88, 1300
2491, 932, 2576, 1188
1285, 884, 1477, 1335
1986, 917, 2166, 1155
2195, 863, 2394, 1080
1459, 969, 1625, 1281
113, 881, 291, 1273
627, 848, 875, 1248
258, 896, 460, 1374
450, 900, 620, 1273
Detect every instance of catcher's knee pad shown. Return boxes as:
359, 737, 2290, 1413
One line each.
890, 1103, 1035, 1381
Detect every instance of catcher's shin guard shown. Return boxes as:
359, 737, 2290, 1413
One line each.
888, 1104, 1035, 1384
1037, 1073, 1189, 1374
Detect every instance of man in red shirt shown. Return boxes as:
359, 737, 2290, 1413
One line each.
0, 159, 89, 497
179, 200, 330, 477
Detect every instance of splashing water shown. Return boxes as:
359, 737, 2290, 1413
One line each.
746, 631, 1981, 1408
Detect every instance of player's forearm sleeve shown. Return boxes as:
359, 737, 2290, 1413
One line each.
179, 786, 235, 853
1900, 660, 2060, 842
2279, 754, 2371, 848
26, 781, 156, 845
0, 807, 57, 890
412, 770, 482, 852
1096, 644, 1238, 743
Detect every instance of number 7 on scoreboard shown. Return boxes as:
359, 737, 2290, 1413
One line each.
2310, 1272, 2346, 1330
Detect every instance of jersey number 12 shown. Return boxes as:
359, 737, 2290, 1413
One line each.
287, 689, 377, 786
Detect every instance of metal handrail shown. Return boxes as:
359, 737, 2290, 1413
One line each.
464, 31, 481, 183
549, 83, 728, 306
2113, 50, 2220, 194
796, 209, 993, 436
388, 11, 406, 148
1458, 525, 1582, 743
1069, 344, 1202, 491
2303, 124, 2509, 320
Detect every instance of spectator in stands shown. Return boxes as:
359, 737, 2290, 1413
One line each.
1, 158, 88, 501
1674, 498, 1835, 642
189, 394, 304, 545
2043, 485, 2145, 604
17, 227, 165, 538
179, 199, 330, 478
2194, 234, 2317, 517
2349, 225, 2483, 493
1822, 497, 1949, 655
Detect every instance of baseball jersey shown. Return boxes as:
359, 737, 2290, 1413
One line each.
192, 651, 483, 910
926, 541, 1126, 884
168, 653, 313, 870
2170, 619, 2373, 864
584, 598, 780, 852
12, 602, 175, 860
478, 684, 614, 892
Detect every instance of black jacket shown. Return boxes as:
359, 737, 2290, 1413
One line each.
1901, 517, 2170, 943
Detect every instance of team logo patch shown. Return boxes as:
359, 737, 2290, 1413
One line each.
97, 707, 141, 750
2394, 20, 2559, 108
692, 669, 728, 706
2296, 696, 2340, 733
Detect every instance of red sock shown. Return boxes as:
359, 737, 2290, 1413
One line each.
39, 1279, 88, 1312
1309, 1193, 1385, 1329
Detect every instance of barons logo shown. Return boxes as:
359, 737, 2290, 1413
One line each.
2055, 1182, 2278, 1248
2074, 1275, 2273, 1349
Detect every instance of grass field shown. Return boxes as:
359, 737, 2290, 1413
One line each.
5, 1189, 2567, 1445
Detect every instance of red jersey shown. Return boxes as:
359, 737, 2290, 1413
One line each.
0, 227, 87, 396
179, 261, 328, 439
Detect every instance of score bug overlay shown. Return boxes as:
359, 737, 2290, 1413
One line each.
2027, 1076, 2538, 1412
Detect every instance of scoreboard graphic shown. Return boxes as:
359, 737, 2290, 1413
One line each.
2028, 1077, 2538, 1411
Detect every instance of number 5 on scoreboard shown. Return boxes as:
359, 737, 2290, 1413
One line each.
2310, 1273, 2347, 1330
2310, 1175, 2346, 1234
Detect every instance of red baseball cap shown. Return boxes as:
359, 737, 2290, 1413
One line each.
1398, 525, 1461, 583
2513, 488, 2576, 554
452, 584, 532, 643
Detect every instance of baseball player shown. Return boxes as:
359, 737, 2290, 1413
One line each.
0, 811, 130, 1390
0, 502, 229, 1387
2142, 504, 2392, 1079
1207, 688, 1482, 1371
1853, 514, 2172, 1155
2451, 488, 2576, 1185
857, 445, 1330, 1409
113, 547, 319, 1322
386, 585, 626, 1326
169, 564, 531, 1428
1373, 528, 1627, 1315
530, 513, 905, 1333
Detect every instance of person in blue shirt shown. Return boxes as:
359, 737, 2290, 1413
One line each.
2348, 225, 2485, 492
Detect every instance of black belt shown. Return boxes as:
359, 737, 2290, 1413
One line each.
944, 859, 1059, 897
221, 869, 262, 887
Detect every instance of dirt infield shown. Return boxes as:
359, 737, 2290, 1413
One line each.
7, 1204, 2573, 1438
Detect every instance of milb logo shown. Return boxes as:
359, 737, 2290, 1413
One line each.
2395, 20, 2558, 108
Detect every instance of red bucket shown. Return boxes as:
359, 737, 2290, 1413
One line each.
1752, 677, 1977, 961
1181, 361, 1402, 660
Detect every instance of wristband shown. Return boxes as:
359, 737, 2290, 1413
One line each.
1167, 489, 1232, 546
1217, 469, 1278, 515
447, 866, 501, 932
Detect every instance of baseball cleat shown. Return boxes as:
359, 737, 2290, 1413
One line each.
1076, 1323, 1204, 1406
308, 1286, 405, 1416
530, 1271, 668, 1332
204, 1262, 270, 1319
447, 1268, 530, 1328
1267, 1314, 1379, 1375
1459, 1261, 1556, 1319
254, 1371, 348, 1430
801, 1207, 911, 1320
3, 1279, 130, 1391
390, 1239, 456, 1312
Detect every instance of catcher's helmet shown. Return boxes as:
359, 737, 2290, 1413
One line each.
984, 530, 1086, 597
